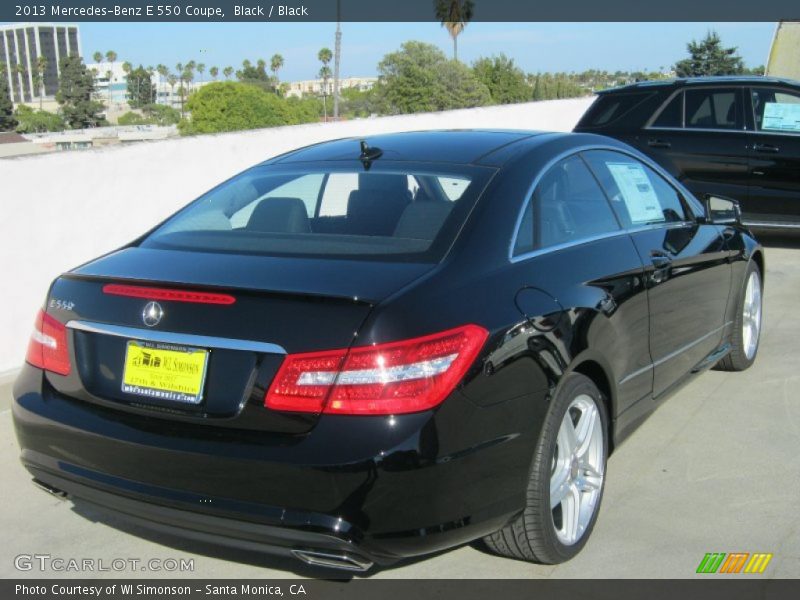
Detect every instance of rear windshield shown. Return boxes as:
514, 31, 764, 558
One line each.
141, 164, 492, 262
578, 92, 654, 128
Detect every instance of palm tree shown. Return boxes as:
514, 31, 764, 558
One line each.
318, 47, 333, 120
333, 0, 342, 119
13, 64, 27, 103
178, 65, 194, 117
223, 66, 234, 80
105, 50, 118, 106
209, 66, 219, 80
92, 51, 103, 64
32, 56, 47, 110
270, 54, 284, 94
121, 62, 132, 105
434, 0, 474, 61
167, 74, 178, 108
156, 65, 168, 105
197, 63, 206, 83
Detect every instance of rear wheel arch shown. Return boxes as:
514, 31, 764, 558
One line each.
569, 359, 616, 455
750, 249, 765, 284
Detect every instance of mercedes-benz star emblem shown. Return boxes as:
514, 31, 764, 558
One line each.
142, 301, 164, 327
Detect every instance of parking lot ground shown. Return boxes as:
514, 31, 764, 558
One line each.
1, 236, 798, 579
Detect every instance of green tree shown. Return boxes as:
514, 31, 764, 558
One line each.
472, 54, 531, 104
56, 54, 106, 128
223, 66, 234, 80
434, 0, 474, 61
674, 31, 745, 77
209, 66, 219, 80
375, 41, 490, 114
14, 105, 66, 133
286, 95, 323, 122
339, 87, 378, 118
197, 63, 206, 82
143, 103, 181, 125
117, 111, 149, 126
126, 64, 156, 108
237, 59, 269, 83
0, 65, 17, 131
435, 60, 491, 109
179, 81, 298, 135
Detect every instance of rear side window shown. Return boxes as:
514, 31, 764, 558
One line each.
142, 166, 490, 262
685, 88, 741, 130
578, 92, 653, 128
583, 150, 690, 227
651, 92, 683, 128
514, 154, 620, 255
752, 87, 800, 133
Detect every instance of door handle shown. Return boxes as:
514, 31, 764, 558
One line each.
752, 143, 780, 154
650, 251, 672, 284
651, 254, 672, 269
648, 139, 672, 149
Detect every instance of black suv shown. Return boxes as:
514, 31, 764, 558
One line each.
575, 76, 800, 229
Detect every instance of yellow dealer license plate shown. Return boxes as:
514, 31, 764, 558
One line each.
121, 341, 209, 404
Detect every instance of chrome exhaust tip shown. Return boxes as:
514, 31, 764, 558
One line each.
292, 549, 373, 572
31, 479, 68, 500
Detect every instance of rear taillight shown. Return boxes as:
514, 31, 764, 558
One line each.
265, 324, 488, 415
25, 309, 71, 376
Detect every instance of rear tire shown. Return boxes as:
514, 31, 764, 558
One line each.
483, 372, 608, 564
716, 260, 762, 372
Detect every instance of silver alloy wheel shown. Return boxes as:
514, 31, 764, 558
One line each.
550, 394, 604, 546
742, 270, 762, 360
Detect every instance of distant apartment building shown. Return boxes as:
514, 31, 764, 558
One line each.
0, 23, 81, 103
285, 76, 377, 98
84, 60, 130, 106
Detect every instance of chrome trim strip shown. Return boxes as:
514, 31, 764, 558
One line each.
618, 321, 732, 385
508, 144, 702, 264
744, 220, 800, 229
67, 320, 287, 355
646, 126, 748, 134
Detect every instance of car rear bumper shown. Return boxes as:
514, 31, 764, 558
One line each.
12, 365, 535, 569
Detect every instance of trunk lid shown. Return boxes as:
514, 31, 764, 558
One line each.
45, 247, 434, 433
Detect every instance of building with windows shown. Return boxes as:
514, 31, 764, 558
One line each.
0, 23, 81, 104
285, 76, 377, 98
84, 61, 130, 106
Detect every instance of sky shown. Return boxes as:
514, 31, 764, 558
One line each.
10, 21, 778, 80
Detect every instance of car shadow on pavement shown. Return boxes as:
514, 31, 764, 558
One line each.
70, 499, 456, 579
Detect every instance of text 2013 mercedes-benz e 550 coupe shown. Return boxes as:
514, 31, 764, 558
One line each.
14, 131, 763, 571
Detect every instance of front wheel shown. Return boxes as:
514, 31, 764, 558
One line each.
717, 261, 762, 372
483, 373, 608, 564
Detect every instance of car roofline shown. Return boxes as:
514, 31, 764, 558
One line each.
596, 75, 800, 95
259, 130, 551, 167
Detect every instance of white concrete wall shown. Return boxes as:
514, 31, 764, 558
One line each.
0, 97, 593, 374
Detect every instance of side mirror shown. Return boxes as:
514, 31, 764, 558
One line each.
703, 194, 742, 225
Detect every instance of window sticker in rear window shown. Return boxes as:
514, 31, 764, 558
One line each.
762, 102, 800, 132
606, 162, 664, 224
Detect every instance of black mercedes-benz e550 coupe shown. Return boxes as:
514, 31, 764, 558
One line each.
14, 130, 763, 571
